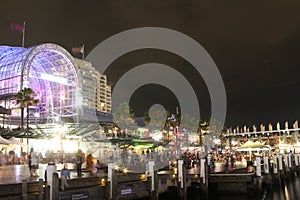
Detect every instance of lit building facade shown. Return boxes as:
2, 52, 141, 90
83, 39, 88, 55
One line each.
0, 43, 79, 129
74, 58, 112, 113
74, 58, 99, 111
98, 75, 112, 113
0, 43, 112, 136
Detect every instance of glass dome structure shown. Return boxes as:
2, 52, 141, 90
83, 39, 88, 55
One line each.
0, 43, 79, 127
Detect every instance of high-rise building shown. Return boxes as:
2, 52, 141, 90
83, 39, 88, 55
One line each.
74, 58, 112, 113
97, 75, 112, 113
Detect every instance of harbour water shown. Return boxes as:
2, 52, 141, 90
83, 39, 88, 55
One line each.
217, 176, 300, 200
157, 175, 300, 200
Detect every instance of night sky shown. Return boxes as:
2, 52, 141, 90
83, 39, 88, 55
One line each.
1, 0, 300, 128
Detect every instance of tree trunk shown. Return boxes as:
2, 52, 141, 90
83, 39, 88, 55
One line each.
26, 106, 29, 153
20, 107, 24, 155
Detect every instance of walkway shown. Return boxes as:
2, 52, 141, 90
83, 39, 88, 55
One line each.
0, 163, 90, 185
0, 161, 247, 185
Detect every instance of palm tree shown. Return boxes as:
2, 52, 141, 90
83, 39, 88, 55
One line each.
16, 87, 39, 151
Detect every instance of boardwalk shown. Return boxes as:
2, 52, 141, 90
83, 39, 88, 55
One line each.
0, 163, 90, 185
0, 160, 247, 185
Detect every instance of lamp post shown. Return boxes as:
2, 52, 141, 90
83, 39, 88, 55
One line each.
59, 93, 65, 163
60, 125, 66, 163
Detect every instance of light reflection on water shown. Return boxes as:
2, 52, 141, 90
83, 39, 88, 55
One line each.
217, 176, 300, 200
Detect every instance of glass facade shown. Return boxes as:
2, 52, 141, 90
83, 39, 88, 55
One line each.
0, 43, 79, 127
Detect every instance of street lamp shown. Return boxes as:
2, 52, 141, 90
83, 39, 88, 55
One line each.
55, 124, 67, 163
59, 93, 65, 163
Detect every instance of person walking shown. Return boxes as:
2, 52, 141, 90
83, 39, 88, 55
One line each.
76, 151, 83, 177
28, 148, 38, 177
28, 151, 34, 177
60, 163, 70, 191
121, 149, 127, 167
86, 153, 94, 175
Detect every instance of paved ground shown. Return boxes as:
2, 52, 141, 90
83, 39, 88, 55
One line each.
0, 163, 90, 185
0, 161, 247, 185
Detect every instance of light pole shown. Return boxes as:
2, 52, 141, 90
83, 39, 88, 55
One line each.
60, 93, 65, 163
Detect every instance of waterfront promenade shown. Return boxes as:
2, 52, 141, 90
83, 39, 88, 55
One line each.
0, 163, 90, 185
0, 159, 246, 185
1, 155, 300, 199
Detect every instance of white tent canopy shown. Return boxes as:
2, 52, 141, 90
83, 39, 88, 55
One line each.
236, 140, 271, 152
8, 137, 26, 146
0, 136, 12, 145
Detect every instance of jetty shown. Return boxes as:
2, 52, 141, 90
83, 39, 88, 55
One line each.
1, 151, 300, 200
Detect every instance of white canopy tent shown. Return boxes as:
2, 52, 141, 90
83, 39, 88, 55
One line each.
0, 136, 12, 145
8, 137, 26, 146
236, 140, 271, 152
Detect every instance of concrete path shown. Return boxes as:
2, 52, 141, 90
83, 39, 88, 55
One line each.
0, 163, 90, 185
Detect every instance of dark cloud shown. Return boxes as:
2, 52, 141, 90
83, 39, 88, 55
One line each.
1, 0, 300, 127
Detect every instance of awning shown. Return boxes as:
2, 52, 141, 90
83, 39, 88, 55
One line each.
0, 136, 12, 145
8, 137, 26, 146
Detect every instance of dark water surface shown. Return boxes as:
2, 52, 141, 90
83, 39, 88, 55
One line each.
218, 176, 300, 200
156, 176, 300, 200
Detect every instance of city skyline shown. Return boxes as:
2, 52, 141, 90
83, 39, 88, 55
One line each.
1, 1, 300, 127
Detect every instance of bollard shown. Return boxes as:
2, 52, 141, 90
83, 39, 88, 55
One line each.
177, 160, 183, 199
107, 162, 116, 200
295, 154, 299, 176
183, 165, 187, 200
256, 156, 261, 177
153, 170, 158, 200
273, 155, 280, 185
38, 178, 44, 200
22, 179, 28, 200
264, 156, 273, 187
52, 173, 59, 200
284, 154, 290, 179
46, 162, 57, 200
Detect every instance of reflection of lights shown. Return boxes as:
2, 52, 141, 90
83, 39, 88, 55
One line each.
100, 178, 106, 186
114, 165, 119, 171
60, 94, 65, 102
40, 73, 68, 84
123, 168, 128, 174
231, 140, 238, 146
54, 116, 59, 122
284, 185, 290, 199
29, 138, 78, 155
213, 138, 221, 145
152, 132, 163, 141
139, 174, 147, 181
174, 168, 178, 174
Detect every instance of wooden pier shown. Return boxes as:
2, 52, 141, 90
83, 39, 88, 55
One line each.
1, 153, 300, 199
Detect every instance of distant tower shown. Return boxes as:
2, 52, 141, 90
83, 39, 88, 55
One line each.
73, 58, 111, 113
98, 75, 112, 113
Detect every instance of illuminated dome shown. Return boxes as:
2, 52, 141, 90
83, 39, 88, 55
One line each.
0, 43, 79, 128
